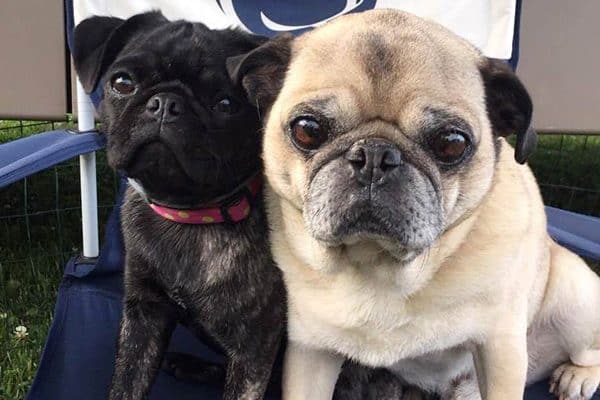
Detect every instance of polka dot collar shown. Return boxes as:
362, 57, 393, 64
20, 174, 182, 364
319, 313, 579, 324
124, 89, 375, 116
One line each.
147, 174, 262, 225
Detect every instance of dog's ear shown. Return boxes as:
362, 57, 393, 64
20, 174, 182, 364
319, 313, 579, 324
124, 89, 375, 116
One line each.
72, 11, 167, 93
479, 58, 536, 164
226, 33, 294, 111
225, 29, 269, 54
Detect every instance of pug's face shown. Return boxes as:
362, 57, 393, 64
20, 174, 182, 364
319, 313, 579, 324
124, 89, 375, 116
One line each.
229, 10, 534, 263
73, 12, 266, 206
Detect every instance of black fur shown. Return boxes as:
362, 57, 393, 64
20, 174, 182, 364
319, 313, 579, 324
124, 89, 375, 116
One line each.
479, 58, 537, 164
226, 33, 293, 112
73, 12, 283, 400
333, 361, 406, 400
161, 350, 408, 399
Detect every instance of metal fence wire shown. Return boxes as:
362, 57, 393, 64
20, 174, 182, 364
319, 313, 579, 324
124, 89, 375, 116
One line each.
0, 121, 599, 276
0, 120, 119, 284
0, 120, 598, 399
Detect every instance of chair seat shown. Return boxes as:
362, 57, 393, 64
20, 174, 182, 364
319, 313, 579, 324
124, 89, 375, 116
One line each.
26, 260, 265, 400
27, 258, 598, 400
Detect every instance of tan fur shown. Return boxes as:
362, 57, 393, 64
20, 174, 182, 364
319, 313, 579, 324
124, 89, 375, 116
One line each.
262, 9, 600, 400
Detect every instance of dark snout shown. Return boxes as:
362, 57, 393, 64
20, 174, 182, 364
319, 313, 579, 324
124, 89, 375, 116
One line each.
345, 139, 402, 186
145, 93, 185, 123
105, 88, 214, 203
114, 90, 204, 180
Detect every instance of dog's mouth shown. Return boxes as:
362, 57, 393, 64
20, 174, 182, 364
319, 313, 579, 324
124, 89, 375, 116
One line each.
124, 140, 212, 182
304, 155, 443, 255
309, 196, 439, 251
121, 141, 221, 204
117, 139, 259, 206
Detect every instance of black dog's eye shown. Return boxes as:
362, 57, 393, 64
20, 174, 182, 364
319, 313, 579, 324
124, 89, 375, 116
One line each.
290, 117, 327, 151
110, 73, 136, 95
213, 97, 240, 115
430, 128, 471, 165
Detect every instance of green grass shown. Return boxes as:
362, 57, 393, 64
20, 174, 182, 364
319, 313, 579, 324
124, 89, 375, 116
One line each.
526, 134, 600, 216
0, 121, 119, 399
0, 120, 73, 142
0, 122, 598, 399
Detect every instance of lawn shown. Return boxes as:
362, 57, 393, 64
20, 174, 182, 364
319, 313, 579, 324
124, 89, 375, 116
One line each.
0, 122, 599, 399
0, 121, 119, 399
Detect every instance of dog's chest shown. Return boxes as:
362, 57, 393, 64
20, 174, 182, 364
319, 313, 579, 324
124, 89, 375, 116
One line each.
122, 198, 275, 308
288, 273, 484, 367
390, 347, 475, 392
145, 226, 240, 287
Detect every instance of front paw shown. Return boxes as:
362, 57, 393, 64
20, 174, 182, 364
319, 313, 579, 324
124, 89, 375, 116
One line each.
550, 362, 600, 400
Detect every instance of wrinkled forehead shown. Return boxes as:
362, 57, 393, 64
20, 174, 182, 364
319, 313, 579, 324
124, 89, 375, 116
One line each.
120, 22, 212, 60
282, 12, 486, 128
111, 23, 231, 84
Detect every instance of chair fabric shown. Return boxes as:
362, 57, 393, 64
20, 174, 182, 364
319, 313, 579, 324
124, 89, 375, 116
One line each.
8, 0, 597, 399
73, 0, 519, 61
547, 206, 600, 261
0, 130, 105, 188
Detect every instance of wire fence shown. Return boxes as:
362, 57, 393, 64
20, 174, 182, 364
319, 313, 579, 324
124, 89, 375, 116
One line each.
0, 120, 599, 275
0, 119, 598, 398
0, 121, 599, 274
528, 133, 600, 217
0, 120, 121, 398
0, 120, 120, 281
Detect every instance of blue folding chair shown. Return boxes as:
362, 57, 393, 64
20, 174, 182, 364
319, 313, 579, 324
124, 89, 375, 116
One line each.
0, 1, 597, 399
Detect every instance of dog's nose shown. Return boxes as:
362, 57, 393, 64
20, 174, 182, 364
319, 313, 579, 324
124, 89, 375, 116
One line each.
145, 93, 184, 122
345, 139, 402, 185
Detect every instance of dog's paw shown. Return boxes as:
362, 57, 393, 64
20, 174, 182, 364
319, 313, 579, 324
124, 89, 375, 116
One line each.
161, 352, 225, 385
550, 362, 600, 400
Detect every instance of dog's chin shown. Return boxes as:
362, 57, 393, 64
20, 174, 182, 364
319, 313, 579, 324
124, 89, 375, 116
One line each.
344, 235, 423, 264
112, 142, 216, 205
306, 196, 441, 246
311, 217, 431, 264
123, 142, 191, 183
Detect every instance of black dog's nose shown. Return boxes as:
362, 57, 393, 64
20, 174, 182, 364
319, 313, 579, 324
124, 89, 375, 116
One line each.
345, 139, 402, 185
146, 93, 184, 122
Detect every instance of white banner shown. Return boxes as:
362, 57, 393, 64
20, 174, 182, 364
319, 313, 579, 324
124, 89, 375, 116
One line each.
74, 0, 516, 59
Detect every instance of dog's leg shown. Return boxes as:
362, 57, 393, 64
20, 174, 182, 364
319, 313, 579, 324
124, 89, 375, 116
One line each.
220, 324, 283, 400
108, 296, 176, 400
473, 330, 528, 400
221, 350, 279, 400
282, 341, 344, 400
545, 244, 600, 400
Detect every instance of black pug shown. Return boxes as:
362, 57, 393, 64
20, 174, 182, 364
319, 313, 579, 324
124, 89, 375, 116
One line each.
72, 12, 284, 400
72, 10, 408, 400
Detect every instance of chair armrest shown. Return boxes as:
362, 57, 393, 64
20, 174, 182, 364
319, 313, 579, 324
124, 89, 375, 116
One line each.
546, 206, 600, 261
0, 129, 105, 188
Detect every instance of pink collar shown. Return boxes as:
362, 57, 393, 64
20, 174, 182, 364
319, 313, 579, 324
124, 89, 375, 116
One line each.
148, 175, 262, 225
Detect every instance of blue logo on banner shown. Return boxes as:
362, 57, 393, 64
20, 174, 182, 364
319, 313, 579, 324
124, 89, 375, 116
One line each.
217, 0, 377, 36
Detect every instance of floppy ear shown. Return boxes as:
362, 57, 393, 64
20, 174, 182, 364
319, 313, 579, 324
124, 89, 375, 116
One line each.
479, 58, 536, 164
72, 12, 167, 93
226, 33, 294, 111
224, 29, 269, 54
